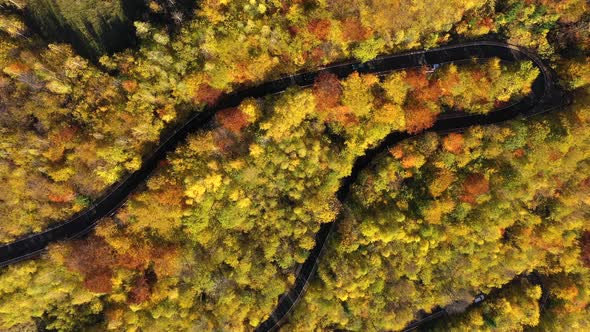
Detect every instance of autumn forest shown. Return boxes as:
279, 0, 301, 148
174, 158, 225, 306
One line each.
0, 0, 589, 331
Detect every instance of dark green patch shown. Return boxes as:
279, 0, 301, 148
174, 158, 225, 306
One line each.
25, 0, 146, 61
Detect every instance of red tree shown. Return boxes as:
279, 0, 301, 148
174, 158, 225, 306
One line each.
341, 17, 369, 42
65, 236, 115, 293
460, 173, 490, 204
216, 107, 250, 134
195, 83, 223, 106
581, 231, 590, 268
308, 19, 331, 40
313, 72, 342, 111
127, 274, 152, 304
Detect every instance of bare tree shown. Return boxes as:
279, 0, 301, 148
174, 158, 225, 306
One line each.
171, 11, 184, 24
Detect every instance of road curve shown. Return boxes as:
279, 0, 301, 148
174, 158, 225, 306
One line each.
254, 42, 567, 331
0, 42, 567, 329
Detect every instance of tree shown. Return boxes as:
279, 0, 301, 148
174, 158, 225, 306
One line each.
460, 173, 490, 204
581, 231, 590, 268
313, 72, 342, 112
64, 236, 115, 293
443, 133, 465, 154
404, 103, 438, 134
216, 107, 250, 134
341, 72, 377, 118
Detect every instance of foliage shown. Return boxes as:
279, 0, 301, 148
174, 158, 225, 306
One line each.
286, 81, 590, 331
431, 278, 542, 331
0, 0, 589, 330
0, 60, 537, 330
0, 0, 577, 241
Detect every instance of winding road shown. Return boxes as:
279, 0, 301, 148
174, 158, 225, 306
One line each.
0, 41, 567, 331
254, 42, 566, 331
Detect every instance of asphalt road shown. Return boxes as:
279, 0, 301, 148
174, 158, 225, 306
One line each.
0, 40, 568, 331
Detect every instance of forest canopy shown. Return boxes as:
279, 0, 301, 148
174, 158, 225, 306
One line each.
285, 80, 590, 331
0, 0, 589, 331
